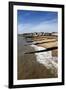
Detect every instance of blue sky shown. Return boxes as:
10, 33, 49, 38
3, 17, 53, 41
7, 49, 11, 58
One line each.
17, 10, 58, 34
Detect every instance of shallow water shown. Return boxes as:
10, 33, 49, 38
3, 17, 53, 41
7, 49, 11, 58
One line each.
18, 36, 58, 79
18, 36, 58, 70
30, 45, 58, 69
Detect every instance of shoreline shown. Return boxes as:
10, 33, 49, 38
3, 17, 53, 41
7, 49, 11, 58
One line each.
17, 36, 58, 80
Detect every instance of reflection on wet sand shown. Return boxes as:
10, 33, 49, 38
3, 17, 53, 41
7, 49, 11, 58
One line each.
17, 36, 58, 80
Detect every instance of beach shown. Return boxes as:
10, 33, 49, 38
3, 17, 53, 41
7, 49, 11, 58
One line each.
17, 36, 58, 80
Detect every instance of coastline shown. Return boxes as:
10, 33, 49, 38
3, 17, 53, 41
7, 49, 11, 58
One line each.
17, 36, 58, 80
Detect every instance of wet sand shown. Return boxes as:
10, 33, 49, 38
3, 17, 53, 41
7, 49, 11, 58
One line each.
17, 36, 58, 80
18, 53, 57, 80
32, 35, 58, 57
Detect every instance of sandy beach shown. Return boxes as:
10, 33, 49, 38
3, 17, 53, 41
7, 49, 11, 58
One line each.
17, 36, 58, 80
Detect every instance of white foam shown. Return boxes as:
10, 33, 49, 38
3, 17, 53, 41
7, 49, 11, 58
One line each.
30, 45, 58, 75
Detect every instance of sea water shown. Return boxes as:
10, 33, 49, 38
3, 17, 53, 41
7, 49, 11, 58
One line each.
30, 45, 58, 70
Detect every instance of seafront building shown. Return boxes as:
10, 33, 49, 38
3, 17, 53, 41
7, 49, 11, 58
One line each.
22, 32, 58, 37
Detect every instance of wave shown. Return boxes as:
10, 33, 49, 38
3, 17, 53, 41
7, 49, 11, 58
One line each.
30, 45, 58, 75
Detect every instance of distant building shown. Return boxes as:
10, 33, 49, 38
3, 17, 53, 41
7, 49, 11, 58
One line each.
44, 33, 52, 36
52, 32, 58, 36
33, 32, 38, 36
22, 32, 58, 38
33, 32, 45, 36
23, 33, 33, 38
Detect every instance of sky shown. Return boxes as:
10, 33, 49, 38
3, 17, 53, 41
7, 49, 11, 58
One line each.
17, 10, 58, 34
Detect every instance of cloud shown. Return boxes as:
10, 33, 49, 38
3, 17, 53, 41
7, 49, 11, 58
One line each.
31, 19, 58, 32
18, 19, 58, 34
17, 23, 33, 34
